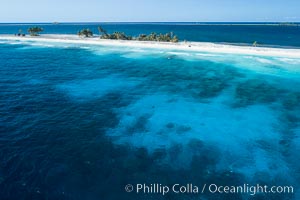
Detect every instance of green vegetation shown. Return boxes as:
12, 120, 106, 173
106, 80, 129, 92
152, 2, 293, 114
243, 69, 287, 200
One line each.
97, 26, 179, 43
252, 41, 258, 47
98, 26, 108, 36
28, 26, 43, 36
76, 26, 179, 42
100, 31, 132, 40
137, 32, 179, 42
78, 29, 93, 37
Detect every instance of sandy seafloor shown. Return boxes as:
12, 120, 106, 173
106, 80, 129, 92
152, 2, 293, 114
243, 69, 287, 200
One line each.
0, 35, 299, 200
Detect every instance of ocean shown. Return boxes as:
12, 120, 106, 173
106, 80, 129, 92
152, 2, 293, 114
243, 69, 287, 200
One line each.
0, 24, 300, 200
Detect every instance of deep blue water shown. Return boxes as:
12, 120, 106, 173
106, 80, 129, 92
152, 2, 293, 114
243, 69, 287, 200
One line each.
0, 35, 300, 199
1, 23, 300, 47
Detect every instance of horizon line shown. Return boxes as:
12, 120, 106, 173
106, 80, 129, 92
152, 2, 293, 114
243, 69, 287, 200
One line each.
1, 21, 300, 24
0, 22, 300, 27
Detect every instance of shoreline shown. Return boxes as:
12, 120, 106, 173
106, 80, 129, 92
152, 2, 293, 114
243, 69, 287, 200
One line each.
1, 34, 300, 58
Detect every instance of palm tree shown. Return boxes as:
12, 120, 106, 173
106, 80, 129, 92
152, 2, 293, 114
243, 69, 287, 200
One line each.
171, 35, 179, 43
98, 26, 107, 37
28, 27, 43, 36
95, 28, 179, 42
253, 41, 258, 47
148, 32, 157, 41
78, 29, 93, 37
138, 34, 147, 41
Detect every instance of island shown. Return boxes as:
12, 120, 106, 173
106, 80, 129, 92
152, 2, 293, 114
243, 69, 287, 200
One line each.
1, 26, 300, 58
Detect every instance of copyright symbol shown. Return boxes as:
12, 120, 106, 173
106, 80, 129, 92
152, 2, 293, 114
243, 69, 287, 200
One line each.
125, 184, 134, 192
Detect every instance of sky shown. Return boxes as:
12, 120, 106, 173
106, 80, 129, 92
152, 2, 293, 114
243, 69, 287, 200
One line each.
0, 0, 300, 23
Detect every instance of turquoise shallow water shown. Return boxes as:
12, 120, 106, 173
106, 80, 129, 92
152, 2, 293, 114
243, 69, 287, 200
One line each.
0, 40, 300, 200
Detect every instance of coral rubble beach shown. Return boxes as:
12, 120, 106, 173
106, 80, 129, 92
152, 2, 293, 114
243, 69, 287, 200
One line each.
1, 34, 300, 58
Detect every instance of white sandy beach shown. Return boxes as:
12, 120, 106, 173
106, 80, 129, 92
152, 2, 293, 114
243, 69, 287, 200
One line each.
1, 34, 300, 58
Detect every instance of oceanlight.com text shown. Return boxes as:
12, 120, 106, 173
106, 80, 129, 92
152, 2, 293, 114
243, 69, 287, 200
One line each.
125, 183, 294, 196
